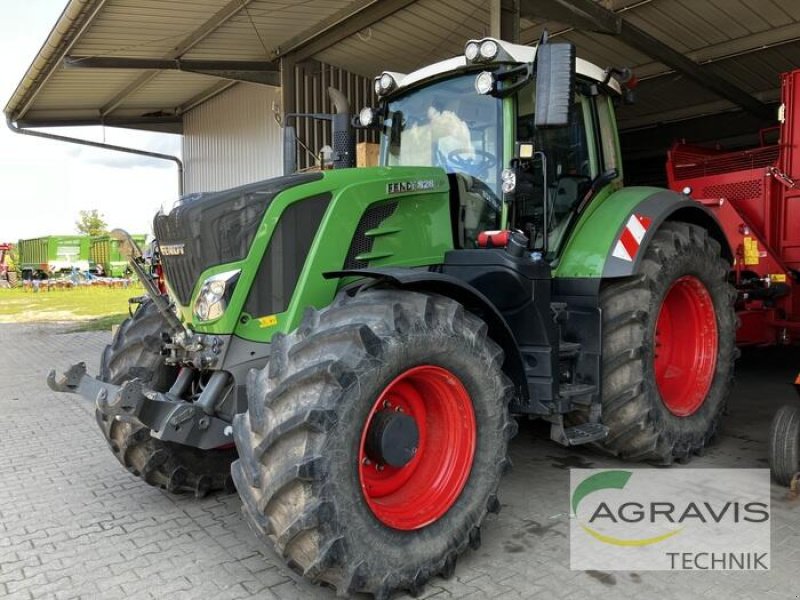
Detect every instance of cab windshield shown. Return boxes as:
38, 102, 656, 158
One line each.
382, 73, 503, 200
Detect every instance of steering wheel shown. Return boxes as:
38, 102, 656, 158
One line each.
447, 149, 497, 174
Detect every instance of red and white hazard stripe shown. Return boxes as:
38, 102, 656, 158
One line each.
612, 214, 652, 262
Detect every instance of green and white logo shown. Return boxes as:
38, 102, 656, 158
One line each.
570, 469, 770, 571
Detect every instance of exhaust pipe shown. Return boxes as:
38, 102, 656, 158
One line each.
281, 87, 355, 175
328, 87, 355, 169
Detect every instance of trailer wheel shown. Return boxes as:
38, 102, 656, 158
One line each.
97, 299, 236, 497
597, 221, 736, 463
768, 405, 800, 486
232, 289, 515, 598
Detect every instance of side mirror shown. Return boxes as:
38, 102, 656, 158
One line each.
534, 42, 576, 128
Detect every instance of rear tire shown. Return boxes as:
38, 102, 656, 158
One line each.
597, 222, 736, 463
97, 299, 236, 496
232, 289, 516, 598
768, 405, 800, 486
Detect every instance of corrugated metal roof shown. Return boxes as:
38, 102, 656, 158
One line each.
5, 0, 800, 134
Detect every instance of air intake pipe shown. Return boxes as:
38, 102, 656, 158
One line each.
327, 87, 355, 170
282, 87, 355, 174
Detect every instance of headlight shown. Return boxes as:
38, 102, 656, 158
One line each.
464, 41, 480, 61
193, 269, 240, 322
475, 71, 495, 95
380, 73, 394, 91
479, 39, 498, 60
501, 168, 516, 194
375, 72, 396, 96
359, 106, 376, 127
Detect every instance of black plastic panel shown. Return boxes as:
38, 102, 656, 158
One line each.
342, 201, 398, 269
243, 193, 331, 317
153, 173, 321, 305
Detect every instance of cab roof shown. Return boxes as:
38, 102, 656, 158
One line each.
378, 38, 622, 99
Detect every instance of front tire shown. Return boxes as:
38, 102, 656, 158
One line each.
97, 299, 236, 496
597, 222, 736, 463
232, 289, 516, 598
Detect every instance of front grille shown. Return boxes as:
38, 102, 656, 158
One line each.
154, 173, 322, 305
343, 201, 398, 269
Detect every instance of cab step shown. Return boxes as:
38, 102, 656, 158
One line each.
551, 421, 609, 446
558, 382, 596, 406
559, 341, 581, 357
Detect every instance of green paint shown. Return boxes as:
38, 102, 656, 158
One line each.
183, 166, 453, 341
500, 95, 516, 230
554, 185, 661, 278
571, 470, 632, 515
18, 235, 91, 272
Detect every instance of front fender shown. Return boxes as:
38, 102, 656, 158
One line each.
555, 187, 732, 279
324, 267, 528, 402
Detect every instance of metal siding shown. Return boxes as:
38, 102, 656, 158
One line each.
291, 61, 378, 170
10, 0, 800, 135
182, 82, 282, 194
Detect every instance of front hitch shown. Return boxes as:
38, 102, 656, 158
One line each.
47, 362, 233, 450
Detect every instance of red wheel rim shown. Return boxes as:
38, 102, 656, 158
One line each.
358, 365, 476, 530
654, 275, 718, 416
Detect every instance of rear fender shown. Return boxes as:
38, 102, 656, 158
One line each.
325, 267, 528, 402
556, 187, 732, 279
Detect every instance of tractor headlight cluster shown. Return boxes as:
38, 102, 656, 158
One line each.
465, 38, 501, 63
193, 269, 240, 322
374, 72, 397, 96
501, 168, 517, 194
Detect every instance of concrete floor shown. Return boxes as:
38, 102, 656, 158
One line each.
0, 322, 798, 600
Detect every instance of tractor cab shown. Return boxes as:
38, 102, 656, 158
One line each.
360, 37, 629, 257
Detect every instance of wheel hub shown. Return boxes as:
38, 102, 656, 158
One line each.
365, 410, 419, 468
654, 275, 718, 417
358, 365, 477, 531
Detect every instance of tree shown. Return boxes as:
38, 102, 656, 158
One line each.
76, 210, 108, 236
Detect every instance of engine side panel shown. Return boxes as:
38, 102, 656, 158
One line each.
184, 166, 454, 341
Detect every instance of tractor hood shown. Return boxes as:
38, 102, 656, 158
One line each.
153, 173, 322, 306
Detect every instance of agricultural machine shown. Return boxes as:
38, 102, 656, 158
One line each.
666, 68, 800, 486
17, 235, 91, 278
49, 37, 737, 597
667, 68, 800, 347
90, 234, 146, 277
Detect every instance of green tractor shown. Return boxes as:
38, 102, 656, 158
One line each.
49, 37, 735, 597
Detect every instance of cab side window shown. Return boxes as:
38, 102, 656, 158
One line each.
514, 84, 596, 248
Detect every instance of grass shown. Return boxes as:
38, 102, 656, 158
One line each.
0, 284, 144, 330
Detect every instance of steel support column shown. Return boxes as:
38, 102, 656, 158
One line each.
490, 0, 520, 43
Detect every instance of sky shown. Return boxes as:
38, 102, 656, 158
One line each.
0, 1, 182, 242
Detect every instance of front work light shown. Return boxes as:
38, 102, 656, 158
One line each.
359, 106, 376, 127
193, 269, 240, 322
479, 39, 499, 60
475, 71, 495, 95
465, 41, 480, 61
375, 72, 397, 96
